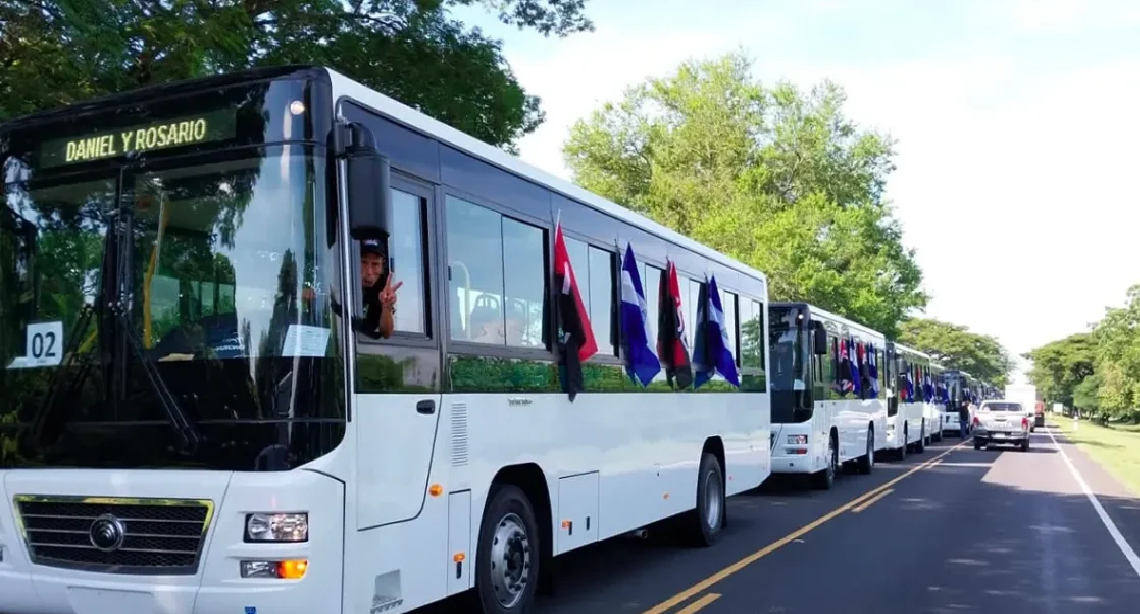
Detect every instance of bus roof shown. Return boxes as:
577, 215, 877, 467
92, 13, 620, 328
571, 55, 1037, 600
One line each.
771, 302, 886, 341
324, 67, 770, 286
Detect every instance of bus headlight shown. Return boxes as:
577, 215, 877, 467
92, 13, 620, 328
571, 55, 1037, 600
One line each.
245, 512, 308, 543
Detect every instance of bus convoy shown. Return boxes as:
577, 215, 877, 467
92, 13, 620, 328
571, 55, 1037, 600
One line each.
0, 66, 997, 614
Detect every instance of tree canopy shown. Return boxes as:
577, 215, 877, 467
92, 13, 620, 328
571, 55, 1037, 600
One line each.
0, 0, 594, 149
898, 318, 1013, 387
1030, 284, 1140, 421
562, 51, 925, 337
1022, 333, 1095, 411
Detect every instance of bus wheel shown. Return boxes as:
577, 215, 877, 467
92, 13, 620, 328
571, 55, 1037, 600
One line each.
916, 425, 925, 454
475, 484, 540, 614
813, 434, 838, 490
687, 452, 725, 546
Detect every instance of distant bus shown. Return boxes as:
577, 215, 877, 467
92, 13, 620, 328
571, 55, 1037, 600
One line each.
767, 302, 884, 488
0, 66, 772, 614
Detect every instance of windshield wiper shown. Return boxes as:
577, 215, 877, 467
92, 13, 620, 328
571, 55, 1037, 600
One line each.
109, 202, 202, 453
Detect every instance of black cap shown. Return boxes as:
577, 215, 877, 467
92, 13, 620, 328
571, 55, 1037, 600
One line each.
361, 238, 384, 256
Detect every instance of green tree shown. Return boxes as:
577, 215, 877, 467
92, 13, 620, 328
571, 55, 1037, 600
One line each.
562, 51, 924, 336
1089, 284, 1140, 421
898, 317, 1013, 387
0, 0, 593, 149
1023, 332, 1096, 409
1072, 373, 1100, 414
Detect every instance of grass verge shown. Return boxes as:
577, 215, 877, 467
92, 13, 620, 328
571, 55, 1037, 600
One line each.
1057, 417, 1140, 496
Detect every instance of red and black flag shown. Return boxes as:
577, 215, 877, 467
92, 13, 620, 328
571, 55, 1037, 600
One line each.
656, 259, 693, 389
554, 218, 597, 401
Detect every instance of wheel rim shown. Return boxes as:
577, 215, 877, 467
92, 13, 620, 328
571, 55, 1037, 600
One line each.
489, 512, 531, 608
704, 469, 722, 529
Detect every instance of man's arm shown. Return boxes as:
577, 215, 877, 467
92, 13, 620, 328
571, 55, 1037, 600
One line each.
378, 300, 394, 339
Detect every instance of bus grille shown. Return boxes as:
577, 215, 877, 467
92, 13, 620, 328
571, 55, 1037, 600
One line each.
14, 497, 212, 575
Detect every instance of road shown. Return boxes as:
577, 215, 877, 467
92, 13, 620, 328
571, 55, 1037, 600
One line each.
425, 424, 1140, 614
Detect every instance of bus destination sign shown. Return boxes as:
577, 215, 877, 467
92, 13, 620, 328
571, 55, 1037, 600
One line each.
39, 109, 237, 169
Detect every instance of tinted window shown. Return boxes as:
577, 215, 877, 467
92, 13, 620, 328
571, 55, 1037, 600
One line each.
642, 264, 663, 348
721, 289, 739, 362
740, 299, 763, 369
389, 189, 427, 334
502, 217, 546, 348
587, 247, 614, 355
445, 195, 546, 348
982, 402, 1022, 412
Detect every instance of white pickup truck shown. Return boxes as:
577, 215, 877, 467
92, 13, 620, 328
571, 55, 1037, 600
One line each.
972, 400, 1031, 451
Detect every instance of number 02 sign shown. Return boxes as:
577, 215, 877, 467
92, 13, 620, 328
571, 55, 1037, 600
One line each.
23, 321, 64, 367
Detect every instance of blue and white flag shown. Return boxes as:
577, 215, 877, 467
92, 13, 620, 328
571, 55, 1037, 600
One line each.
619, 242, 661, 386
866, 342, 880, 395
693, 274, 741, 389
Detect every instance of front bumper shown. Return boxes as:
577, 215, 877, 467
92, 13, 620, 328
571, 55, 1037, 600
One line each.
0, 468, 345, 614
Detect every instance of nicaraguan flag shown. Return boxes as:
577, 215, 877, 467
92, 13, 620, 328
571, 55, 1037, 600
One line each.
619, 242, 661, 386
693, 275, 740, 389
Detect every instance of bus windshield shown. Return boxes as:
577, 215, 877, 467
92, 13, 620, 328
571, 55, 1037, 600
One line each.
767, 305, 808, 393
0, 81, 346, 471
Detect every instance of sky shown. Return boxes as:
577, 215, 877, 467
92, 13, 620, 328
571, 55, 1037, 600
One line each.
453, 0, 1140, 384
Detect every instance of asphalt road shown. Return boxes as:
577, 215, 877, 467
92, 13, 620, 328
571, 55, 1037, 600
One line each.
427, 423, 1140, 614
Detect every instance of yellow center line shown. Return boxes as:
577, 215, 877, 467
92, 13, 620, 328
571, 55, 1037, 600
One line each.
641, 440, 968, 614
675, 593, 721, 614
851, 488, 893, 513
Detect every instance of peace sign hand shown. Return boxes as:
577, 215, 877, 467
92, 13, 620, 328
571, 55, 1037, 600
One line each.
379, 275, 403, 308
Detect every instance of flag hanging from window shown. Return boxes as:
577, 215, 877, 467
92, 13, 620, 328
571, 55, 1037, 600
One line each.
553, 218, 597, 401
866, 342, 879, 396
693, 275, 740, 389
848, 338, 862, 397
904, 367, 915, 402
619, 242, 661, 386
838, 339, 853, 396
657, 259, 692, 389
923, 370, 933, 402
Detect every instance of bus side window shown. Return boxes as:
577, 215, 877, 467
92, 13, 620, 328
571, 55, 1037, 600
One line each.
446, 195, 546, 349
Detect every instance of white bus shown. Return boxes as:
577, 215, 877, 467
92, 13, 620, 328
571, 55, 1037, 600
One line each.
882, 342, 929, 458
767, 303, 887, 488
0, 66, 773, 614
940, 370, 977, 436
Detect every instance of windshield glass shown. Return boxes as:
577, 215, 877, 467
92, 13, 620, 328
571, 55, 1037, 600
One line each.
768, 305, 808, 392
982, 402, 1022, 412
0, 145, 346, 470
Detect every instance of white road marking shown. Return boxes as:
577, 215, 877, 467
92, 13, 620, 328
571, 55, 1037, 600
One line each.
1045, 426, 1140, 578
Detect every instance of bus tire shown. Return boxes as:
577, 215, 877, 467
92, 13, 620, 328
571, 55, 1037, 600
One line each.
687, 452, 725, 547
813, 432, 838, 490
915, 425, 925, 454
474, 484, 541, 614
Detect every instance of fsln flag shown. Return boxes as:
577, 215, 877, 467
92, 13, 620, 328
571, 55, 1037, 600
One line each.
619, 242, 661, 386
657, 259, 693, 389
693, 275, 740, 389
553, 217, 598, 401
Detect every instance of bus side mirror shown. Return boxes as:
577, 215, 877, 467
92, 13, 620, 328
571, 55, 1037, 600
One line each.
345, 122, 393, 246
812, 321, 828, 355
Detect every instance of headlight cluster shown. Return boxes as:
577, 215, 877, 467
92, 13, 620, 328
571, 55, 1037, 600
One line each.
240, 512, 309, 580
